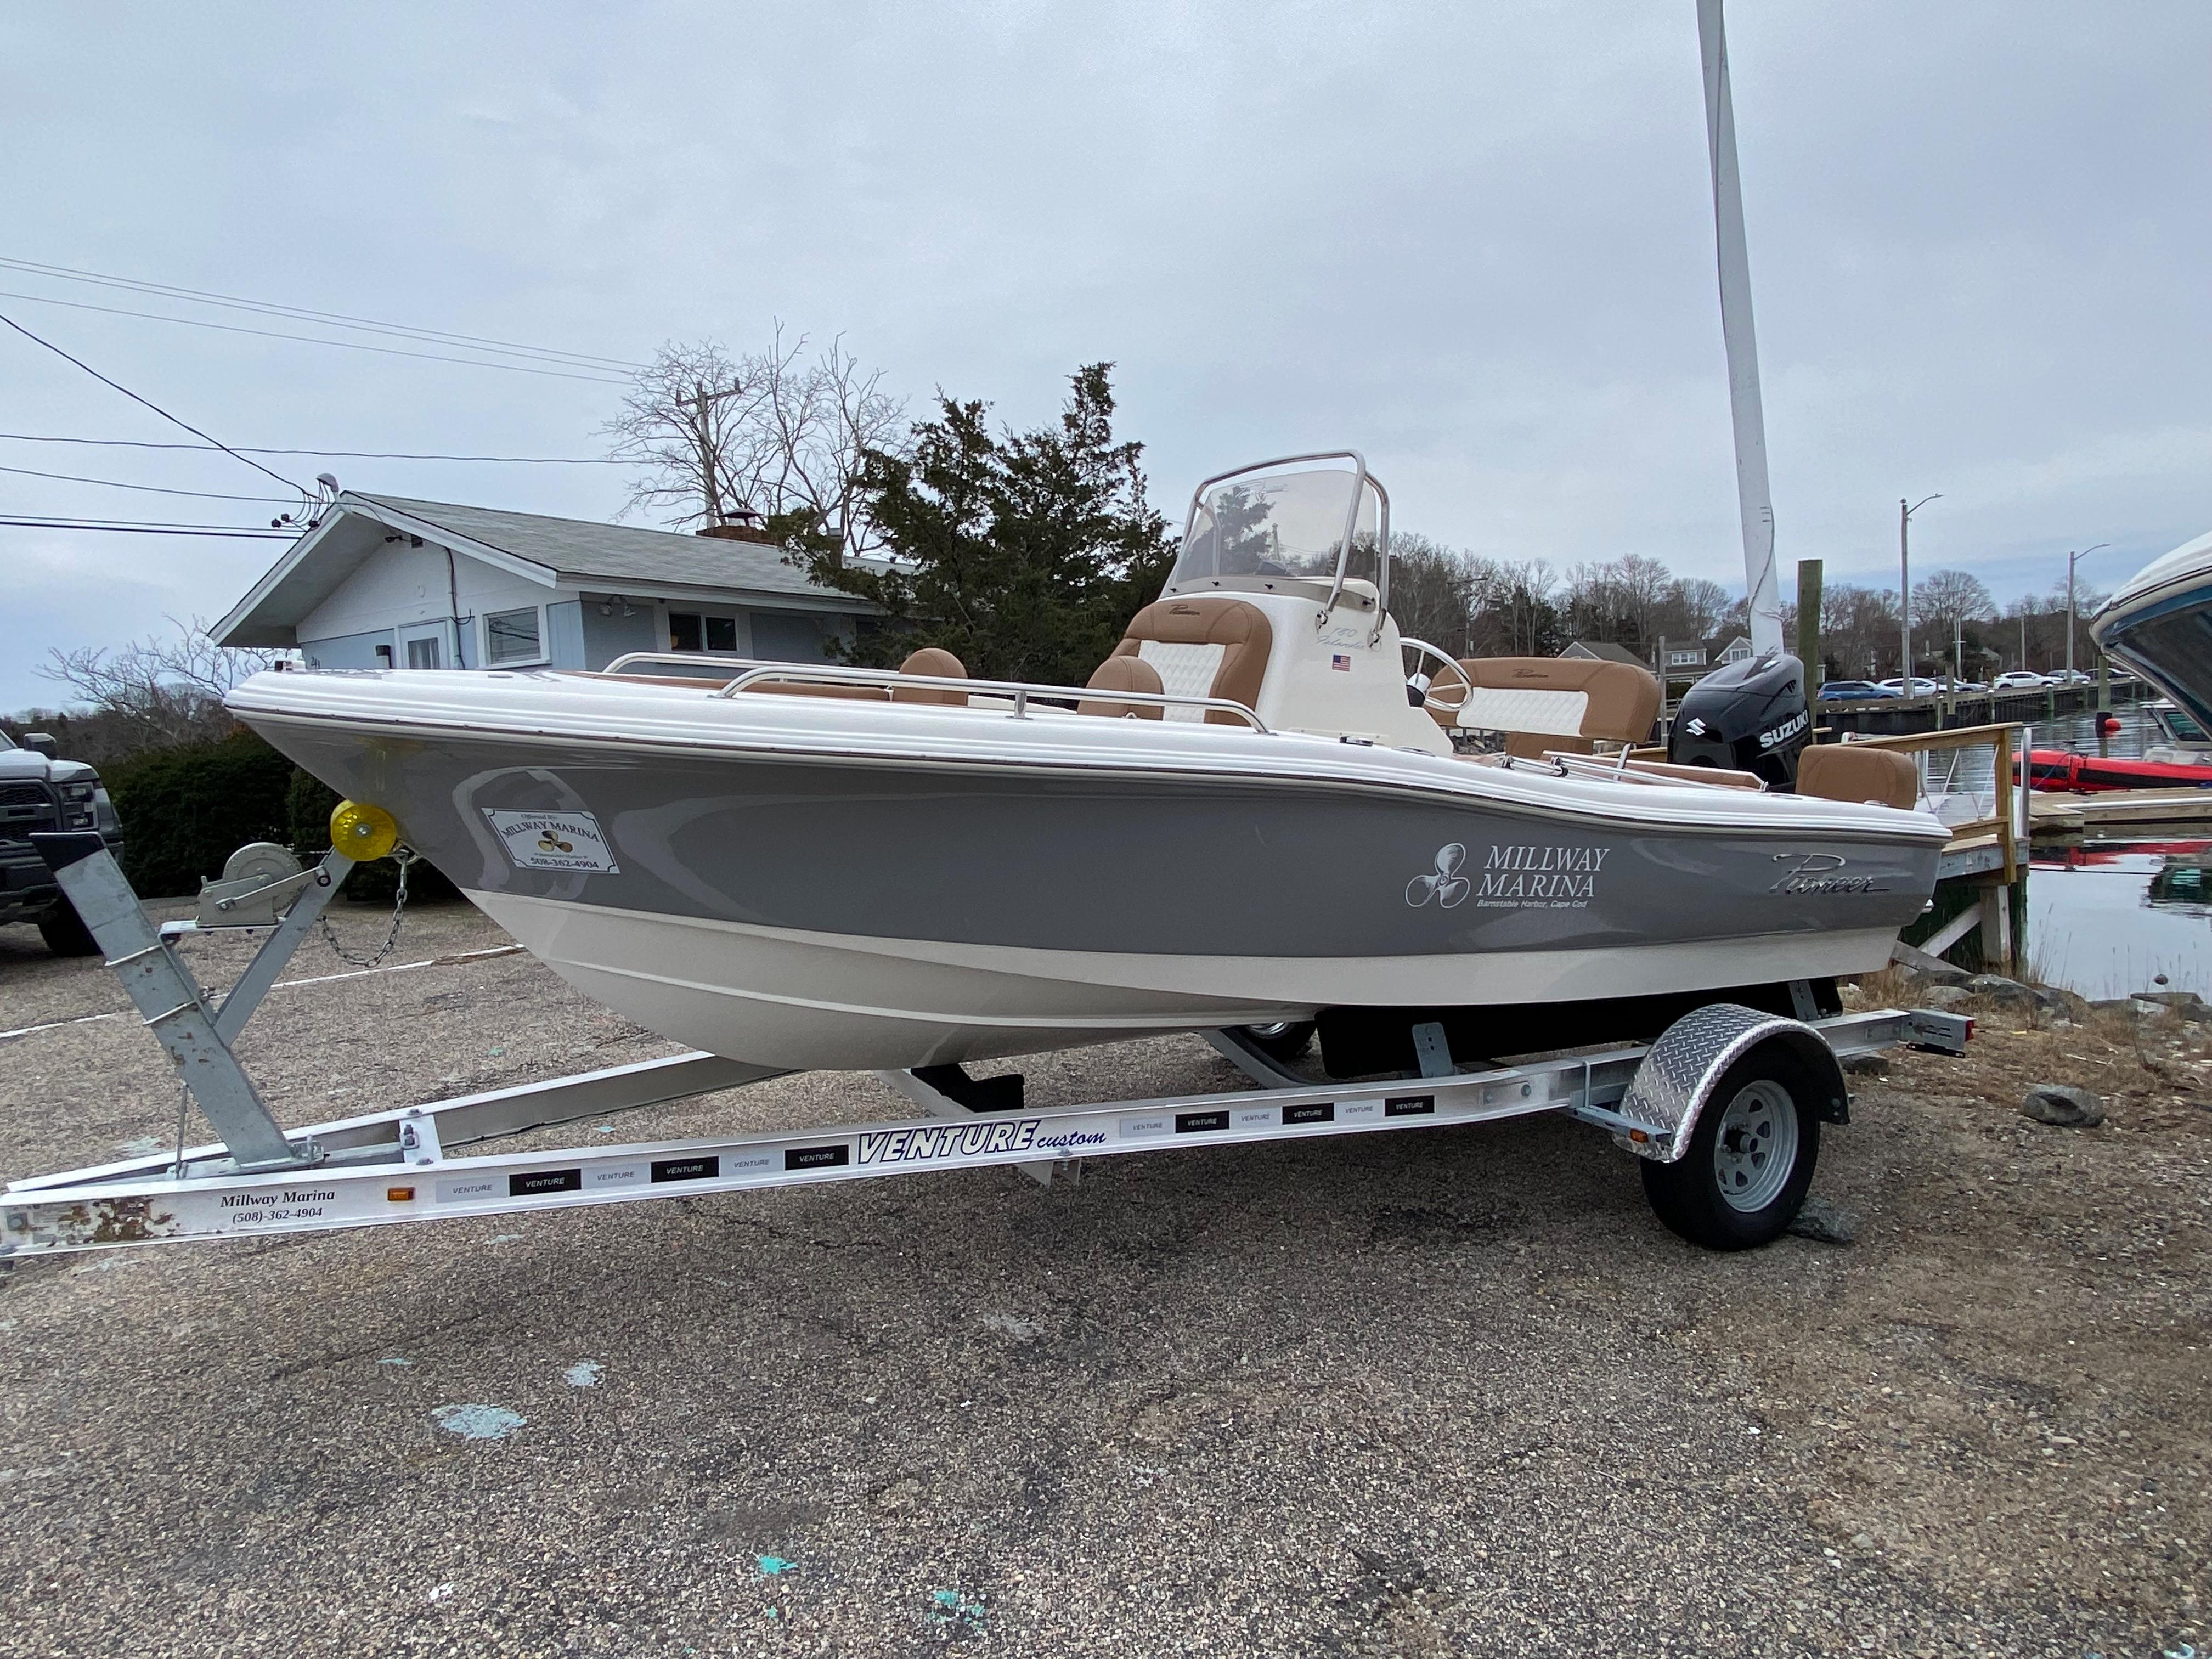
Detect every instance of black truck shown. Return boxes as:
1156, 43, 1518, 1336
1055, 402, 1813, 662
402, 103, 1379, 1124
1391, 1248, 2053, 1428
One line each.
0, 729, 124, 955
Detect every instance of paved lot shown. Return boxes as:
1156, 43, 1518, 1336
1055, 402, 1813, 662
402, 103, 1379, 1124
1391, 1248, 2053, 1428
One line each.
1, 900, 2207, 1656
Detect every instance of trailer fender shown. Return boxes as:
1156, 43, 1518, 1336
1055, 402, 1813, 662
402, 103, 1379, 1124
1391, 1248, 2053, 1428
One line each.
1616, 1003, 1848, 1165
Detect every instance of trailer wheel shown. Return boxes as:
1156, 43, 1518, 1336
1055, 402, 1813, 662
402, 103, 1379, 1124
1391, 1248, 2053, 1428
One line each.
1237, 1020, 1316, 1063
1639, 1042, 1822, 1250
36, 899, 99, 958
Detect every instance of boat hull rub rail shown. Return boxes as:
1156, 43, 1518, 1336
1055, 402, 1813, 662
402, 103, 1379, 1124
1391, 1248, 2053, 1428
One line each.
0, 1008, 1963, 1257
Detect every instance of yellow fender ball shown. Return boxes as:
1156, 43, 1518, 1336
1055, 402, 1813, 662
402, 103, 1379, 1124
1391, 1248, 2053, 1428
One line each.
330, 799, 400, 862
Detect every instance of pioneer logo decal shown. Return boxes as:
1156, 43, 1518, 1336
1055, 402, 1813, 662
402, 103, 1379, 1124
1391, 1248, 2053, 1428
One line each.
1769, 853, 1886, 895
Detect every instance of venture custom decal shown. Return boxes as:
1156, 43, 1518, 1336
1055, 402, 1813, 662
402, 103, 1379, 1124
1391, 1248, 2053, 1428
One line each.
854, 1120, 1107, 1167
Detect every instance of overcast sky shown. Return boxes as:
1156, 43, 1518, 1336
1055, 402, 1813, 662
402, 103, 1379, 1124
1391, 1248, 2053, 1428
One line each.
3, 1, 2206, 709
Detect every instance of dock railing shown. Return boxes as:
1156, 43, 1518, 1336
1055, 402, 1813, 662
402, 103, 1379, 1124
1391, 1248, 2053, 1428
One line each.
1829, 722, 2029, 972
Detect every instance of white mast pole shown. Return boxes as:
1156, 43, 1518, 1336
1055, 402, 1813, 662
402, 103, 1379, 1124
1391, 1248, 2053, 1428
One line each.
1696, 0, 1785, 658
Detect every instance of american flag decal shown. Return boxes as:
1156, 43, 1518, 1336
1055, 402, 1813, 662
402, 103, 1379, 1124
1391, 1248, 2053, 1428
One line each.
1331, 653, 1351, 672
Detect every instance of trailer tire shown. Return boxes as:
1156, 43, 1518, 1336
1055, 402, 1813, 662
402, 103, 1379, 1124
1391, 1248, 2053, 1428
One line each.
1237, 1020, 1316, 1063
1639, 1042, 1822, 1251
36, 899, 99, 958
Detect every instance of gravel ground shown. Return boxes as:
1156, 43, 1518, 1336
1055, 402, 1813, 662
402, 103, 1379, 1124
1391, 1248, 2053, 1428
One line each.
0, 900, 2206, 1657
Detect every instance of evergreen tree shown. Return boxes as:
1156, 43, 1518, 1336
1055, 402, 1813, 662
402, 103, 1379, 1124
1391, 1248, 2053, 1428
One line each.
792, 364, 1177, 686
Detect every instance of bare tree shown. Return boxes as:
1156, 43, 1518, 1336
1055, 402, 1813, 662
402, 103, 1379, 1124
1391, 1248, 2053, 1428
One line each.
37, 614, 292, 750
603, 327, 905, 565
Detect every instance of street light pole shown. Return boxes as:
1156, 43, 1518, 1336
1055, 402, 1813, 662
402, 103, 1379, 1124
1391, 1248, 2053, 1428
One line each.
2064, 543, 2108, 680
1900, 494, 1939, 686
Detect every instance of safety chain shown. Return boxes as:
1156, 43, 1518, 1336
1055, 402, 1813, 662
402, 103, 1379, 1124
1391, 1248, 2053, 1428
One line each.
318, 847, 415, 968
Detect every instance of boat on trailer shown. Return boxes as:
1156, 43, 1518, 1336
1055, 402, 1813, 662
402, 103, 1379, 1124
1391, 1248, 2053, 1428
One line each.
4, 455, 1970, 1258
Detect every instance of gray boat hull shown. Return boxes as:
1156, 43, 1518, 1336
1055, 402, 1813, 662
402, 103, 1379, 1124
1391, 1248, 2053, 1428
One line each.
245, 709, 1944, 1070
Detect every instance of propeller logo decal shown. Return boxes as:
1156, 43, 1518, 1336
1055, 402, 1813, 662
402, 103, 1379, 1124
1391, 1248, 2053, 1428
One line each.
1406, 843, 1470, 909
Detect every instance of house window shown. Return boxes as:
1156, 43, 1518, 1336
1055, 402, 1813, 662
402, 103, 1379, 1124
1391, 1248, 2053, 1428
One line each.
668, 612, 738, 653
405, 636, 443, 669
485, 606, 544, 665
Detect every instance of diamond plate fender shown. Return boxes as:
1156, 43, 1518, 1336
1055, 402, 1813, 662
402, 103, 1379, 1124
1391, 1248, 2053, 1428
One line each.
1616, 1002, 1849, 1165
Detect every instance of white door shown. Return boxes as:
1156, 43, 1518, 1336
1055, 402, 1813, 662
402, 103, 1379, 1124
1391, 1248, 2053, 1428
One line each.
397, 621, 453, 670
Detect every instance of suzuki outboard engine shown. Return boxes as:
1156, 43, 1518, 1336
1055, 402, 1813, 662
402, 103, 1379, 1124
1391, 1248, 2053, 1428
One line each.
1667, 652, 1810, 789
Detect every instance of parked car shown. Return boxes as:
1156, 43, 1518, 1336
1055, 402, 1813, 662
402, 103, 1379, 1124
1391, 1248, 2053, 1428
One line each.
1876, 677, 1945, 698
0, 729, 125, 955
1815, 680, 1900, 702
1990, 670, 2050, 691
2045, 668, 2094, 686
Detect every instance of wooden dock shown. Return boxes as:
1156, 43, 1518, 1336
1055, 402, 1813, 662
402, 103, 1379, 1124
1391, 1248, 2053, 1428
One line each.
2029, 788, 2212, 838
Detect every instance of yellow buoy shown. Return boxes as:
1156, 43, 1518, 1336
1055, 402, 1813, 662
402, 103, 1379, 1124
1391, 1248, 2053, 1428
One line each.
329, 799, 400, 862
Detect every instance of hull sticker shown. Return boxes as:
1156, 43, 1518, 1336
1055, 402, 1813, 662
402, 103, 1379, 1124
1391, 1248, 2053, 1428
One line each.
482, 809, 620, 874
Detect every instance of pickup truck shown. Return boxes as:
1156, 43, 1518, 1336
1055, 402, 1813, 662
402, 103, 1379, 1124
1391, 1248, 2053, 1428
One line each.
0, 730, 125, 955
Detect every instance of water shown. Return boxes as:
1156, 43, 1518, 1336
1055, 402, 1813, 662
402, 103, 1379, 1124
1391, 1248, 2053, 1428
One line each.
2028, 839, 2212, 999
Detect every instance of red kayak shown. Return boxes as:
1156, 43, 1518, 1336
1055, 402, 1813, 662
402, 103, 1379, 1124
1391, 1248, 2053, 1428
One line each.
2023, 748, 2212, 793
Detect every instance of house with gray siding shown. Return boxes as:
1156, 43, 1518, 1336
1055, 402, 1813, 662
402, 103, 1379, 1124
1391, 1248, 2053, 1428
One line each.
214, 493, 878, 672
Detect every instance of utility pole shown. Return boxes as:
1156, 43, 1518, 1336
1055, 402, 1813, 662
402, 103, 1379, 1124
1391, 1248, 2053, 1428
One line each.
1900, 494, 1939, 686
691, 380, 748, 527
1696, 0, 1785, 658
2064, 543, 2108, 680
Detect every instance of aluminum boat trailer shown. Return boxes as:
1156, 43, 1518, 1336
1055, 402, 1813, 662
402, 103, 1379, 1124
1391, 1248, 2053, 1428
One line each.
2, 831, 1970, 1257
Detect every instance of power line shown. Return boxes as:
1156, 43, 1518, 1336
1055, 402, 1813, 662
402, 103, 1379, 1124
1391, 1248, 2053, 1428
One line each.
0, 432, 627, 464
0, 255, 645, 372
0, 289, 634, 385
0, 461, 296, 503
0, 311, 306, 499
0, 515, 295, 538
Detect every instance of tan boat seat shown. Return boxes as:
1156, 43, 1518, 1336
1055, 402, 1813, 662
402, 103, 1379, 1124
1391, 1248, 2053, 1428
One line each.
889, 647, 969, 706
1100, 597, 1271, 724
1079, 654, 1166, 719
1796, 744, 1918, 810
745, 646, 972, 704
1440, 657, 1661, 755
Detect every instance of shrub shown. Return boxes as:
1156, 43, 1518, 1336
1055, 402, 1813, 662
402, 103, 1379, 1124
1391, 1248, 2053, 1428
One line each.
105, 729, 296, 899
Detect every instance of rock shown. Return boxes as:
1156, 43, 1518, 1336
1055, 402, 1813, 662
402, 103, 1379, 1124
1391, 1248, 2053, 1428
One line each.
2092, 997, 2163, 1018
2021, 1084, 2104, 1128
2030, 984, 2091, 1018
1922, 985, 1973, 1010
1840, 1053, 1890, 1076
1787, 1195, 1860, 1245
1966, 974, 2036, 1007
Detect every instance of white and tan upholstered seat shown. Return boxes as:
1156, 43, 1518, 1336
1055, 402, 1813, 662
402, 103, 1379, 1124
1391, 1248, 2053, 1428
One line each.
1438, 657, 1661, 758
1097, 597, 1272, 724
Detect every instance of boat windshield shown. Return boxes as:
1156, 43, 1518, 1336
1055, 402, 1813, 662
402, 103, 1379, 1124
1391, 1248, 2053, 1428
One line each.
1168, 461, 1382, 594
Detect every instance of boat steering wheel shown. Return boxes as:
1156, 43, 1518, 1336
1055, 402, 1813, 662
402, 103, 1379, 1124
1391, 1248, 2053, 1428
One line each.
1402, 637, 1472, 716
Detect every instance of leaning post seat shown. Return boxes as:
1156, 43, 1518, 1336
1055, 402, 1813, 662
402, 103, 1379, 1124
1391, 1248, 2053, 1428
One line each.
1099, 597, 1272, 724
1441, 657, 1661, 758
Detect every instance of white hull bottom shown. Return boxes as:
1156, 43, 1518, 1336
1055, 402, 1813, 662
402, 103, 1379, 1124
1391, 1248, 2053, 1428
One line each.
471, 891, 1905, 1072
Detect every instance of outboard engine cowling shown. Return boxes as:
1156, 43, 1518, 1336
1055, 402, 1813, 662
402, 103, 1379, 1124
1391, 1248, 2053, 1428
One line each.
1667, 652, 1810, 789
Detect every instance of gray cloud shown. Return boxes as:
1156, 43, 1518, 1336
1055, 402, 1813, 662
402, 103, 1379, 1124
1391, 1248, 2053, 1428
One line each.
3, 1, 2205, 707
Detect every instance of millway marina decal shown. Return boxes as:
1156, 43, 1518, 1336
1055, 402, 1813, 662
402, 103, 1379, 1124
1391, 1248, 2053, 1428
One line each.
854, 1119, 1107, 1167
1769, 853, 1887, 895
482, 809, 620, 874
1410, 842, 1610, 910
